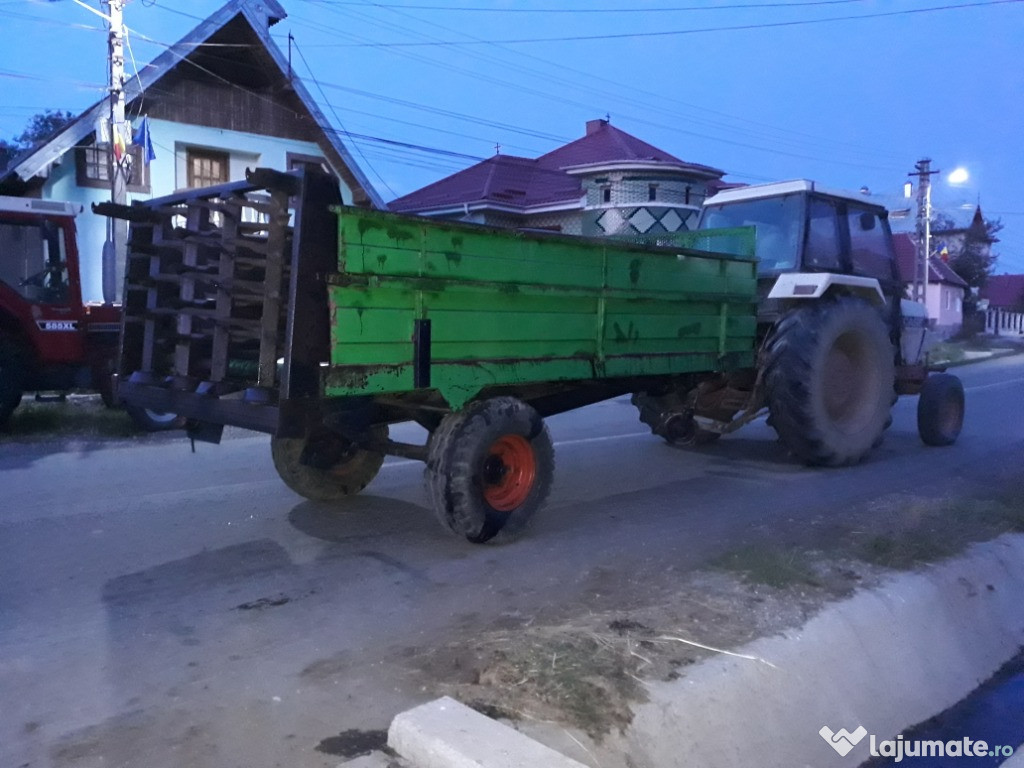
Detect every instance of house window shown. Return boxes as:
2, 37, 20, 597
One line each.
602, 186, 611, 204
287, 152, 330, 176
648, 185, 657, 202
76, 144, 149, 193
685, 186, 692, 205
187, 148, 229, 189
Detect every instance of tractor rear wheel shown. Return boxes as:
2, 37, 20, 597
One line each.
426, 397, 554, 543
271, 425, 388, 502
764, 297, 895, 466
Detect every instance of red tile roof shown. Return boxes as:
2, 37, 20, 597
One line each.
893, 232, 968, 287
981, 274, 1024, 308
389, 120, 723, 213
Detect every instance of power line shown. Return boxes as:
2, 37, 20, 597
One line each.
290, 36, 398, 197
303, 0, 1023, 47
296, 0, 870, 11
319, 0, 907, 164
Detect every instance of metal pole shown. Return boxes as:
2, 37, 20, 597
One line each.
102, 0, 126, 304
909, 158, 938, 304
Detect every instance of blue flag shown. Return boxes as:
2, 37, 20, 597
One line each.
132, 116, 156, 164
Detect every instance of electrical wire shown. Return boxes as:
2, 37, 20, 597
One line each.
314, 0, 908, 164
302, 0, 1023, 47
290, 37, 398, 197
296, 0, 872, 12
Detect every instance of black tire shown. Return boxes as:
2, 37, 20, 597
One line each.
764, 297, 895, 467
271, 425, 388, 502
917, 373, 964, 447
426, 397, 554, 544
0, 337, 26, 428
125, 404, 186, 432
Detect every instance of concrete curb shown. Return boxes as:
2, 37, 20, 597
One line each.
936, 347, 1024, 368
388, 696, 588, 768
615, 534, 1024, 768
381, 536, 1024, 768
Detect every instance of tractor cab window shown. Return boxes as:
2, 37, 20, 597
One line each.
847, 206, 894, 282
0, 220, 70, 304
701, 193, 803, 275
805, 198, 842, 271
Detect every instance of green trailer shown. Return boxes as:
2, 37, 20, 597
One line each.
100, 168, 756, 542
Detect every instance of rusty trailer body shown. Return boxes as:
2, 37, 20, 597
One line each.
101, 168, 757, 542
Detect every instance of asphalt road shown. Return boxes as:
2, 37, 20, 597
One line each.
3, 356, 1023, 768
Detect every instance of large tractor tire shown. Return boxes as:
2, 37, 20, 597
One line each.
764, 297, 895, 467
917, 373, 964, 447
0, 337, 26, 428
271, 424, 388, 502
426, 397, 554, 544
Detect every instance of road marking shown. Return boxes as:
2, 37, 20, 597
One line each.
965, 377, 1024, 393
380, 373, 1024, 473
382, 430, 653, 471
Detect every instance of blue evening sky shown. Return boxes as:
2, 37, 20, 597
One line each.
2, 0, 1022, 271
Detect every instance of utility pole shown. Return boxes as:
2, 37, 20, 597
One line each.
102, 0, 126, 304
908, 158, 939, 304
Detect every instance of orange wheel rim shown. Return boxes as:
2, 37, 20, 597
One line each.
481, 434, 537, 511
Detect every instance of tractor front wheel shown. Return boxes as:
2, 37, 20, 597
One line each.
0, 337, 26, 428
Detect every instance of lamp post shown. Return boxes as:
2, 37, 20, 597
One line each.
102, 0, 126, 305
909, 159, 939, 304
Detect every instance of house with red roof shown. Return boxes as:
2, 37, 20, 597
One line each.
390, 119, 726, 239
893, 232, 968, 338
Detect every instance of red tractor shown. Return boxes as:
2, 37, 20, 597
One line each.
0, 196, 178, 430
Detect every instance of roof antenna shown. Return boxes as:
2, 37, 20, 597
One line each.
605, 112, 611, 123
495, 142, 501, 155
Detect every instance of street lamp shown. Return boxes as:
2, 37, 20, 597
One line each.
948, 167, 969, 185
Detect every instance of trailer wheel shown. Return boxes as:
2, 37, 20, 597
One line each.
426, 397, 554, 543
271, 425, 388, 502
764, 297, 895, 466
917, 373, 964, 447
0, 337, 26, 428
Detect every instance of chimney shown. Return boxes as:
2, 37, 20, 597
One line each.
586, 119, 608, 136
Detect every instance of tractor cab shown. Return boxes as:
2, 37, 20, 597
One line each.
699, 180, 901, 294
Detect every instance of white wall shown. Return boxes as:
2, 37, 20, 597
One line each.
42, 118, 351, 302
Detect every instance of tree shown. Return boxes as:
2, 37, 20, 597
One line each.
931, 210, 1003, 313
0, 109, 74, 169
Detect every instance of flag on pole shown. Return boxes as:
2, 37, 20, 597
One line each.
112, 123, 127, 162
132, 116, 156, 164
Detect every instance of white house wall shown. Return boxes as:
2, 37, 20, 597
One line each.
42, 118, 347, 302
925, 281, 964, 337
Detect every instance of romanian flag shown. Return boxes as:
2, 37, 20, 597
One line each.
938, 242, 950, 262
112, 124, 127, 162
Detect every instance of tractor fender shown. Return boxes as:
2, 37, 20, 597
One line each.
767, 273, 885, 307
